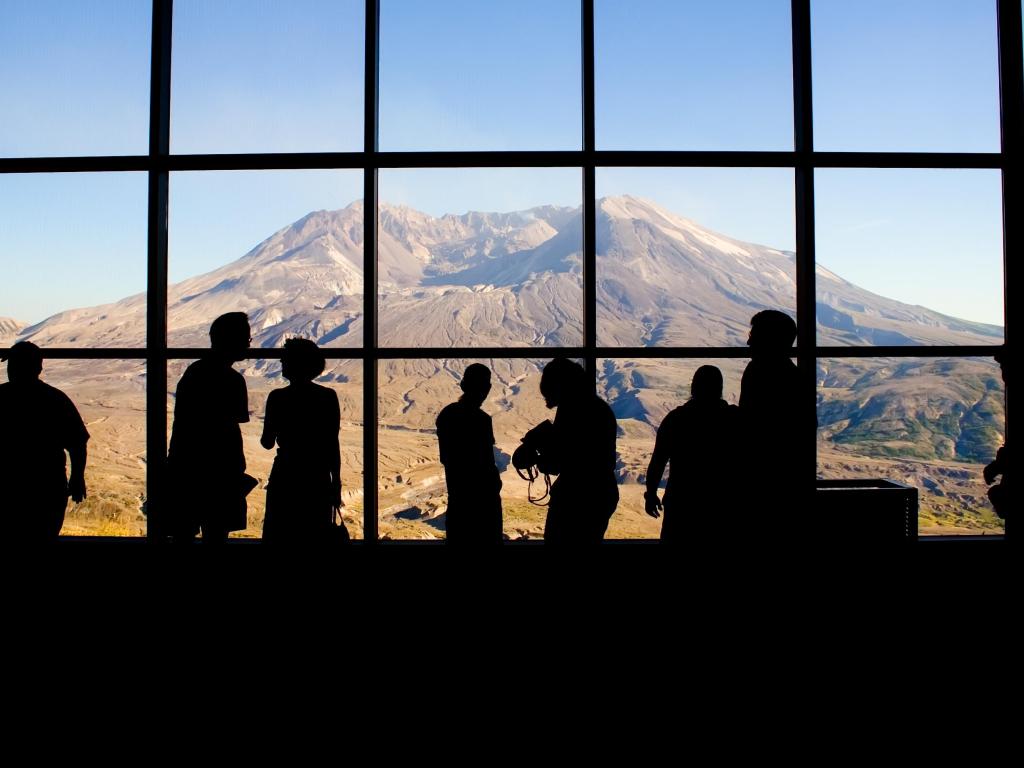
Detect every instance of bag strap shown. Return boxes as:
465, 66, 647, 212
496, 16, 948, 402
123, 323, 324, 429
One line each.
516, 464, 551, 507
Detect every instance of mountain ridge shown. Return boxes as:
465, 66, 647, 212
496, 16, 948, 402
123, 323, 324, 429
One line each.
11, 195, 1003, 351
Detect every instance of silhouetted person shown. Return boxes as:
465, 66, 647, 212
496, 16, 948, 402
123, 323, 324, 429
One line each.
513, 358, 618, 543
436, 363, 502, 544
0, 342, 89, 541
645, 365, 741, 542
739, 310, 808, 528
984, 350, 1011, 540
166, 312, 252, 543
260, 338, 345, 543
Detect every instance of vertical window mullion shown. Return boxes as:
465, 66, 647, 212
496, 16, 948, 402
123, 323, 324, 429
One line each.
146, 0, 172, 539
582, 0, 597, 385
792, 0, 817, 492
363, 0, 380, 542
997, 0, 1022, 442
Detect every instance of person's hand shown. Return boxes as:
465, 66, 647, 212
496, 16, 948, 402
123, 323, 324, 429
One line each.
512, 444, 539, 471
69, 474, 87, 503
331, 480, 342, 509
644, 491, 662, 518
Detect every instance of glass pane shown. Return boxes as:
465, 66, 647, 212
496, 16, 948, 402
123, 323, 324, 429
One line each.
597, 0, 793, 150
0, 0, 151, 157
168, 356, 364, 539
818, 356, 1005, 536
378, 358, 579, 541
0, 358, 147, 537
380, 0, 581, 150
0, 173, 147, 347
812, 0, 1000, 151
596, 168, 795, 347
172, 0, 364, 153
378, 168, 583, 348
815, 169, 1003, 346
169, 170, 363, 348
598, 357, 748, 539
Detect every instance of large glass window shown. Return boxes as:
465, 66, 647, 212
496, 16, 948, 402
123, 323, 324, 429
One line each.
596, 0, 794, 150
818, 356, 1005, 535
2, 1, 1017, 542
815, 169, 1004, 346
596, 168, 795, 347
380, 0, 581, 150
171, 0, 365, 153
811, 0, 1000, 151
0, 0, 151, 157
378, 168, 584, 348
169, 170, 364, 347
0, 173, 147, 347
598, 357, 749, 539
377, 357, 557, 540
0, 358, 148, 537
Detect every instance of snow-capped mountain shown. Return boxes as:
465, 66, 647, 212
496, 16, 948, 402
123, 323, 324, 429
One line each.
13, 195, 1002, 350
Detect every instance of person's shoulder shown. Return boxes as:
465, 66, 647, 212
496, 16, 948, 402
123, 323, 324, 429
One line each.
38, 380, 75, 405
663, 404, 687, 422
437, 401, 461, 423
176, 358, 210, 385
594, 395, 618, 428
183, 358, 207, 375
312, 382, 337, 399
313, 383, 340, 411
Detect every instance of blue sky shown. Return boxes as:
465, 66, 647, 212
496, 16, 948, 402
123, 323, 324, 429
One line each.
0, 0, 1008, 326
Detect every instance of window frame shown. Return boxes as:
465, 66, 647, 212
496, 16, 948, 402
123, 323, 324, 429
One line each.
1, 0, 1019, 541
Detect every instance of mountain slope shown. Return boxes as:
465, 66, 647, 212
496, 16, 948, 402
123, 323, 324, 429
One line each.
13, 195, 1002, 351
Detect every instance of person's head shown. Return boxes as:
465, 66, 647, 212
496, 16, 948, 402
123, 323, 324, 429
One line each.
2, 341, 43, 384
281, 337, 326, 383
690, 365, 724, 402
748, 310, 797, 354
460, 363, 491, 405
540, 357, 588, 409
209, 312, 251, 361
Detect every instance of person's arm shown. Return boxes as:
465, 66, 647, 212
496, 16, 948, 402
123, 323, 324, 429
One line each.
237, 373, 250, 423
644, 417, 670, 518
68, 441, 88, 503
487, 414, 502, 492
260, 390, 278, 450
328, 391, 342, 508
61, 393, 90, 503
436, 408, 452, 466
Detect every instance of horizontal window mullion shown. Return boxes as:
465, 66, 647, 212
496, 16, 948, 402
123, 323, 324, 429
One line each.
2, 151, 1007, 175
0, 348, 148, 359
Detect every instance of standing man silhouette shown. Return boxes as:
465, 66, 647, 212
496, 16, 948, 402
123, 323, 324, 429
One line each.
645, 365, 741, 542
739, 310, 807, 531
0, 341, 89, 541
513, 358, 618, 543
166, 312, 252, 543
436, 363, 503, 544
